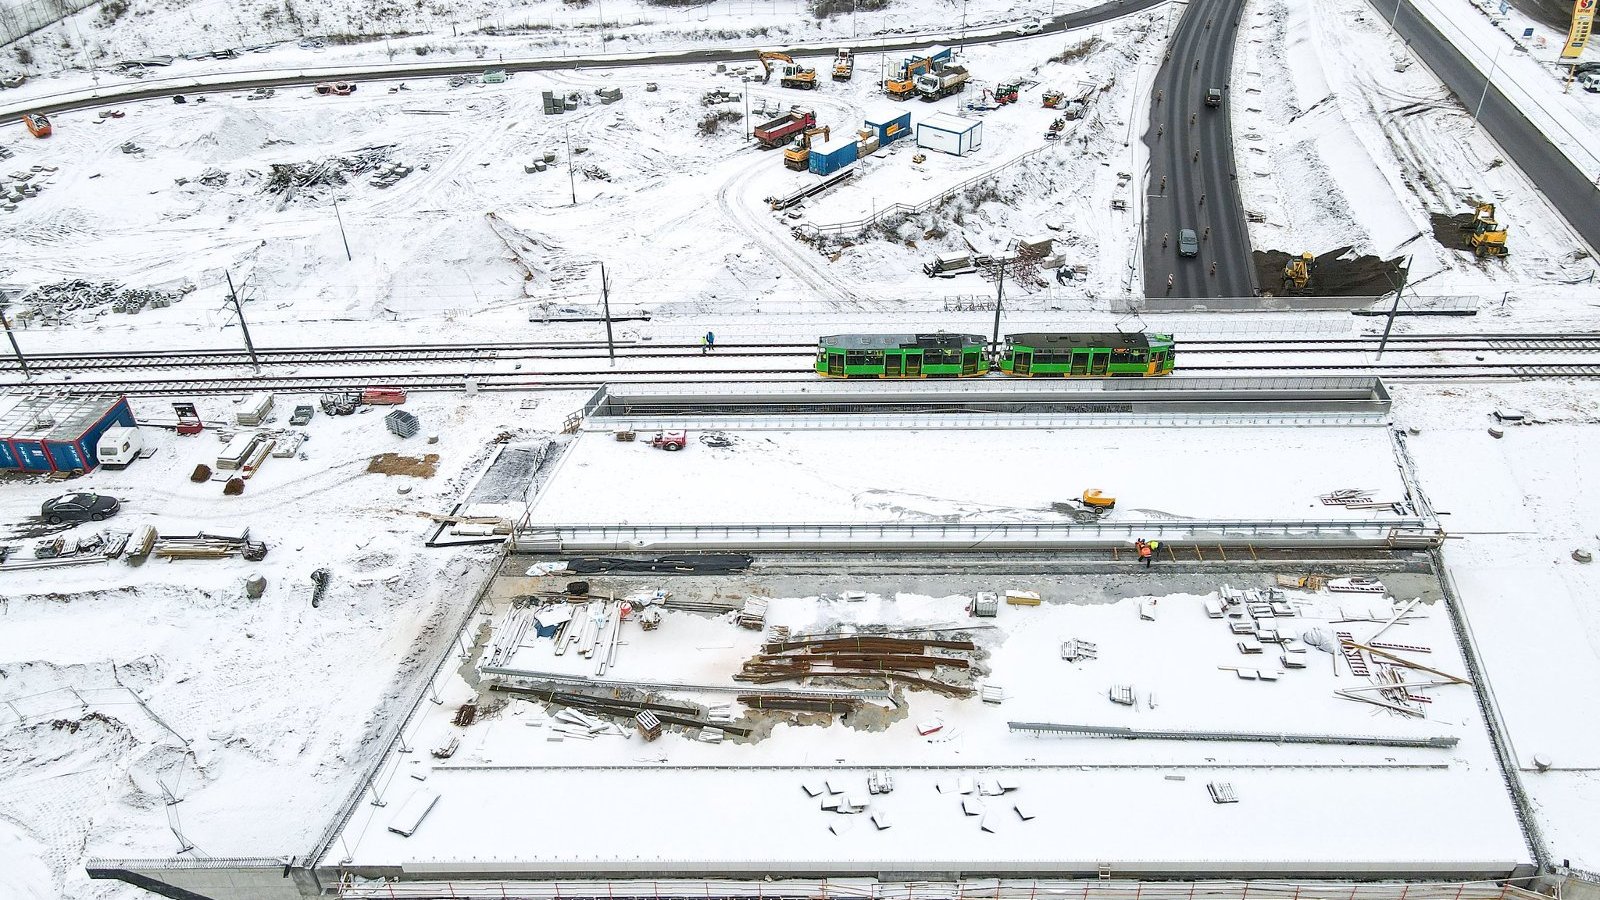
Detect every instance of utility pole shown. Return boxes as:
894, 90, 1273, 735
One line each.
743, 81, 750, 139
565, 125, 578, 206
0, 305, 29, 381
600, 262, 615, 362
225, 271, 260, 372
1376, 258, 1409, 361
598, 0, 605, 50
990, 257, 1006, 353
332, 197, 352, 261
1473, 45, 1505, 125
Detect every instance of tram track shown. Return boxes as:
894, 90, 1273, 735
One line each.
5, 333, 1600, 374
6, 361, 1600, 397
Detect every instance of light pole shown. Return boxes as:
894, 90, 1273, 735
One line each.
565, 125, 577, 205
331, 197, 352, 261
598, 0, 605, 51
1390, 0, 1403, 29
960, 0, 969, 52
1473, 44, 1505, 124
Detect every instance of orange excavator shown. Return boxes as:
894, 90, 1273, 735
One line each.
757, 51, 817, 90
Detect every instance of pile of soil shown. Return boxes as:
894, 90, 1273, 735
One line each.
367, 453, 440, 478
1430, 211, 1482, 252
1253, 247, 1408, 297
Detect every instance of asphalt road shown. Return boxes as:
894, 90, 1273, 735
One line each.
5, 0, 1164, 121
1389, 0, 1600, 256
1142, 0, 1257, 300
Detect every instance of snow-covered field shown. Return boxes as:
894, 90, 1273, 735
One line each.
531, 423, 1410, 525
3, 0, 1600, 894
0, 391, 578, 899
328, 576, 1526, 873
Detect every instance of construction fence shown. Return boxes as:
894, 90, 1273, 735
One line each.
0, 0, 97, 46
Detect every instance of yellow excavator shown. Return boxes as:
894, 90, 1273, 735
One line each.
885, 56, 935, 99
758, 51, 817, 90
1283, 252, 1313, 294
1461, 202, 1509, 258
784, 125, 830, 171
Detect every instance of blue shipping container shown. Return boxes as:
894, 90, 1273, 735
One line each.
0, 441, 15, 469
47, 440, 87, 472
864, 111, 911, 146
809, 137, 858, 176
73, 397, 135, 469
13, 441, 51, 472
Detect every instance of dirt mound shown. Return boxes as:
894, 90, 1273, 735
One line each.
368, 453, 439, 478
1253, 246, 1407, 297
1429, 212, 1480, 252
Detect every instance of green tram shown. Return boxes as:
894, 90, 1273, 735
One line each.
815, 333, 988, 378
815, 331, 1176, 378
999, 331, 1175, 377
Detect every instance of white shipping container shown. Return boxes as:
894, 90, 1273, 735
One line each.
916, 113, 983, 156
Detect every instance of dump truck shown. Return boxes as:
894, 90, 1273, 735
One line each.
916, 65, 969, 101
757, 51, 817, 90
754, 108, 817, 149
833, 48, 854, 81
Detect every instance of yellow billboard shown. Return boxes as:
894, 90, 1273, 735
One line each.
1564, 0, 1596, 60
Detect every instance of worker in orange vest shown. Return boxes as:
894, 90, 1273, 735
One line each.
1136, 539, 1153, 567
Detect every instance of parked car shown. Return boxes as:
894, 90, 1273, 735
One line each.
41, 492, 121, 524
1177, 228, 1199, 257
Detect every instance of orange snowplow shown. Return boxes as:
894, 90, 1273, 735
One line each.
22, 113, 51, 138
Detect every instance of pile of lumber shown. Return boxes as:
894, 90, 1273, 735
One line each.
488, 682, 751, 737
737, 634, 978, 698
153, 527, 266, 561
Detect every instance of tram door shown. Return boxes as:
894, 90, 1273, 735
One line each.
1012, 351, 1032, 376
885, 352, 903, 377
827, 352, 845, 376
1070, 351, 1090, 376
1089, 350, 1110, 376
904, 352, 923, 377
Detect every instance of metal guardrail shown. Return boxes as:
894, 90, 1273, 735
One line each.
336, 878, 1541, 897
514, 519, 1442, 552
592, 412, 1392, 431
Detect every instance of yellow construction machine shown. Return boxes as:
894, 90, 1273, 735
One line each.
758, 51, 817, 90
885, 56, 935, 99
784, 125, 830, 171
1461, 202, 1509, 258
1283, 252, 1313, 294
833, 48, 854, 81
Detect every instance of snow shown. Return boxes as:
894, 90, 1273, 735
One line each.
329, 580, 1526, 872
1396, 386, 1600, 871
530, 424, 1410, 525
0, 392, 569, 896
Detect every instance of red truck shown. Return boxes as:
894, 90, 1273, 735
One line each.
753, 108, 816, 149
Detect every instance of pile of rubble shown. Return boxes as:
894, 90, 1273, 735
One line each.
17, 280, 192, 319
3, 164, 55, 212
259, 145, 396, 200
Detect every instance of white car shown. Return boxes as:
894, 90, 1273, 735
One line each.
1020, 17, 1044, 34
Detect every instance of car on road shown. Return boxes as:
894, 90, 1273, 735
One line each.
1020, 17, 1043, 34
41, 493, 121, 524
1206, 88, 1222, 107
1177, 228, 1199, 257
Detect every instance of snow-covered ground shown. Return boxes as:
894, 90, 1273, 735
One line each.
1395, 383, 1600, 873
530, 423, 1410, 526
0, 391, 580, 899
328, 576, 1527, 873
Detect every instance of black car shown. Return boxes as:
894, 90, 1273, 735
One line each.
41, 492, 121, 524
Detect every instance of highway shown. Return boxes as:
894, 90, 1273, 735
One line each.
1388, 0, 1600, 254
1142, 0, 1257, 300
1, 1, 1163, 121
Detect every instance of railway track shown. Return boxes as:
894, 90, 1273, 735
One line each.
4, 333, 1600, 373
4, 362, 1600, 397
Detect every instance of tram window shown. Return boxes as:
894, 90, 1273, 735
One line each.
846, 351, 867, 366
864, 350, 884, 364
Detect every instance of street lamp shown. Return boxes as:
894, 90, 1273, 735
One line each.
1473, 44, 1505, 124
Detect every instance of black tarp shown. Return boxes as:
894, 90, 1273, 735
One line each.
563, 554, 754, 575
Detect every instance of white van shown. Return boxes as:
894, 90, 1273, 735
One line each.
97, 425, 145, 469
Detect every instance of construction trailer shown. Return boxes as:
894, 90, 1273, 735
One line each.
809, 132, 859, 175
0, 391, 135, 473
863, 109, 912, 146
917, 112, 983, 156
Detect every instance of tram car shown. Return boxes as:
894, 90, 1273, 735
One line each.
815, 332, 1175, 378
